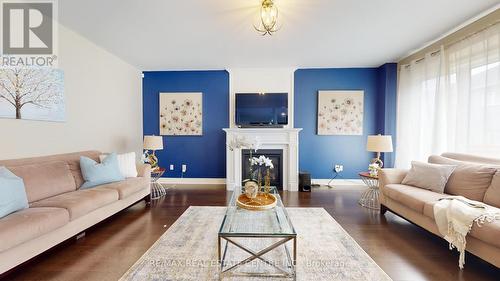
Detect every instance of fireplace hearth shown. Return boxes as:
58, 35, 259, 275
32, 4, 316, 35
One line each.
242, 149, 283, 190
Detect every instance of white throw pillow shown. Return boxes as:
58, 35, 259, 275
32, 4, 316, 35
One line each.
402, 161, 456, 193
99, 152, 138, 178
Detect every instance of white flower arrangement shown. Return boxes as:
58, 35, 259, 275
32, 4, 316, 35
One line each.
250, 155, 274, 169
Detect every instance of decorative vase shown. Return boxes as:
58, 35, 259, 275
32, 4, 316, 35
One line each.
257, 169, 263, 191
264, 168, 271, 195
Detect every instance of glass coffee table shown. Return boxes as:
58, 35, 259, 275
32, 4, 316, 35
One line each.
218, 186, 296, 280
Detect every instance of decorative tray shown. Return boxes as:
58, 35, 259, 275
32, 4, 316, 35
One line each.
236, 193, 277, 211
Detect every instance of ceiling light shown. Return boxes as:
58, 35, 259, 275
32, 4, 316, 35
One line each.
254, 0, 280, 36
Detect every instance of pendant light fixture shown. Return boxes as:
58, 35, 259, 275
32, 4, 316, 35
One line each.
254, 0, 280, 36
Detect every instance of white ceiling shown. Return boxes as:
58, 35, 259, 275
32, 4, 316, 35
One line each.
59, 0, 499, 70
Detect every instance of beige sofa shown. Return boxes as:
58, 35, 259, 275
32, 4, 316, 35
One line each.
0, 151, 151, 274
379, 152, 500, 268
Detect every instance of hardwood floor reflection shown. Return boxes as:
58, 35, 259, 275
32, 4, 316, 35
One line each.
3, 185, 498, 281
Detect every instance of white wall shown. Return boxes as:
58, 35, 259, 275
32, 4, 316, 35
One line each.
0, 25, 143, 160
227, 68, 296, 128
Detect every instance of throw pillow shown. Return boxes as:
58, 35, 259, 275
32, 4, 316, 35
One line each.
80, 153, 124, 189
0, 166, 29, 218
428, 155, 497, 201
402, 161, 456, 193
484, 171, 500, 208
99, 152, 138, 178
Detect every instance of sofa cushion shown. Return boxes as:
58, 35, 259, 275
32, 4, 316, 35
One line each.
0, 151, 101, 190
444, 165, 497, 201
383, 184, 451, 214
484, 172, 500, 208
0, 207, 69, 252
100, 177, 149, 199
441, 152, 500, 165
420, 192, 500, 248
30, 188, 119, 220
80, 153, 124, 189
99, 152, 138, 178
62, 151, 101, 188
0, 167, 28, 218
8, 161, 76, 203
469, 216, 500, 248
428, 155, 497, 201
401, 161, 456, 193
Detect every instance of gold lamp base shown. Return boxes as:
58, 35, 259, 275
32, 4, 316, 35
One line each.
146, 151, 159, 170
371, 157, 384, 168
370, 151, 384, 168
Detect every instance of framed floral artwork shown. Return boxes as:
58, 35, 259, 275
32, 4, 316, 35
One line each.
317, 90, 364, 135
159, 92, 203, 136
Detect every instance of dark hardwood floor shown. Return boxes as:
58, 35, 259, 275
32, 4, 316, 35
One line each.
3, 185, 499, 281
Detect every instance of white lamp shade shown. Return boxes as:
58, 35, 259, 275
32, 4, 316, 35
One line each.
366, 135, 393, 153
143, 135, 163, 150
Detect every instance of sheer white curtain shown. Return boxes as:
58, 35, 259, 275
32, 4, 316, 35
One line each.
396, 24, 500, 168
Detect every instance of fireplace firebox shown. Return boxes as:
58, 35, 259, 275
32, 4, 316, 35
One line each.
242, 149, 283, 190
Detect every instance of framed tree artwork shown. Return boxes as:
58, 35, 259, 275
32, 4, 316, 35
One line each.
317, 90, 364, 135
0, 68, 65, 122
159, 92, 203, 136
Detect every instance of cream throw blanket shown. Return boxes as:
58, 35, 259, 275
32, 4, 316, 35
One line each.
433, 196, 500, 269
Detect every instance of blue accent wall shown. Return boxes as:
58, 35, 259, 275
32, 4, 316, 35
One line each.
377, 63, 398, 168
294, 67, 397, 179
142, 66, 397, 180
142, 70, 229, 178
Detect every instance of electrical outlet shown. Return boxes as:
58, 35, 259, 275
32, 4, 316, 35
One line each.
169, 164, 174, 171
182, 164, 187, 173
334, 164, 344, 173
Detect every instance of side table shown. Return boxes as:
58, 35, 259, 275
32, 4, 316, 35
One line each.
151, 168, 166, 200
358, 172, 380, 210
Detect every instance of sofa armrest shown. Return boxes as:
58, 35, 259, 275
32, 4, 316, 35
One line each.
137, 163, 151, 179
379, 168, 408, 189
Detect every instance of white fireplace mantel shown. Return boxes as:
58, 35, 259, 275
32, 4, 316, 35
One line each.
223, 128, 302, 191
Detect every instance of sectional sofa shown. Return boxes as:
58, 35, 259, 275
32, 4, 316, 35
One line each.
0, 151, 151, 274
379, 153, 500, 268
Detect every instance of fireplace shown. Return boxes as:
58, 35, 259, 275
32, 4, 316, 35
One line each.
224, 128, 302, 191
242, 149, 284, 190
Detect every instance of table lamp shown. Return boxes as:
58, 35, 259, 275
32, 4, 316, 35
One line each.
143, 135, 163, 170
366, 134, 393, 168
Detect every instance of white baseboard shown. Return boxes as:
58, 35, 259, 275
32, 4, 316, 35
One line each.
157, 178, 226, 185
312, 179, 363, 186
157, 178, 362, 186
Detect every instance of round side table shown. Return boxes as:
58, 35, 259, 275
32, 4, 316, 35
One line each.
150, 168, 166, 200
358, 172, 380, 210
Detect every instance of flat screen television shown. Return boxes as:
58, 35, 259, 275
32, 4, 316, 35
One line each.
235, 93, 288, 127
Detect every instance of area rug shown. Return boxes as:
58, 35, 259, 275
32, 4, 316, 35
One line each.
120, 206, 391, 281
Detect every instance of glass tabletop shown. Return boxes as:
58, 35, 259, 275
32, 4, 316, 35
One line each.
219, 186, 296, 236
